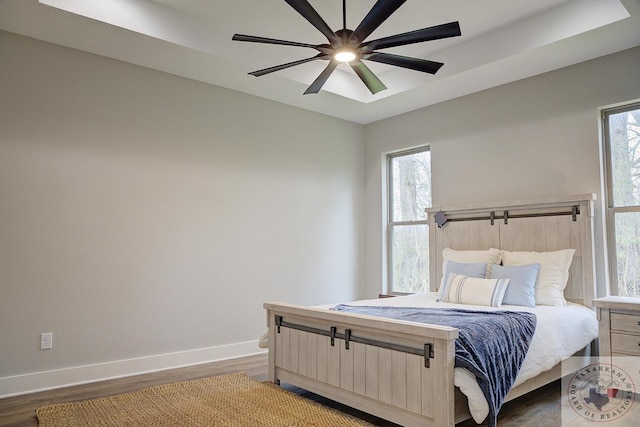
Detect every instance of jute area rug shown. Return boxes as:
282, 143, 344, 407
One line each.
36, 372, 373, 426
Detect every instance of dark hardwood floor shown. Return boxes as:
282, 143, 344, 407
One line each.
0, 353, 571, 426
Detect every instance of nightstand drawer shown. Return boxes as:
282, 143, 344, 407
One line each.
611, 332, 640, 356
610, 312, 640, 334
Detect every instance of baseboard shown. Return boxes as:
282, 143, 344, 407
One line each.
0, 340, 266, 398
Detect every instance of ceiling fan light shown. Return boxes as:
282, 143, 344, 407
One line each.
334, 49, 357, 63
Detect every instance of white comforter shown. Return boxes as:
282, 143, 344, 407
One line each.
333, 293, 599, 423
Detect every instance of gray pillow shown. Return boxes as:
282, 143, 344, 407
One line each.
441, 260, 487, 289
490, 263, 540, 307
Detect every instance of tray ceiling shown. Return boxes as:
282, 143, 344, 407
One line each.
1, 0, 639, 123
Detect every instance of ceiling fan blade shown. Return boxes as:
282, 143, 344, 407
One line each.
285, 0, 341, 45
350, 0, 406, 45
249, 54, 329, 77
362, 21, 461, 51
363, 52, 444, 74
304, 61, 339, 94
349, 60, 387, 94
233, 34, 319, 49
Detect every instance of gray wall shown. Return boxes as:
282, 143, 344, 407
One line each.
364, 46, 640, 298
0, 30, 364, 391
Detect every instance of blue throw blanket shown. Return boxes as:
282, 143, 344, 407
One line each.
331, 305, 536, 427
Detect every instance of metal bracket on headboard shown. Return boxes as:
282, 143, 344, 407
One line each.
434, 205, 580, 225
434, 211, 448, 228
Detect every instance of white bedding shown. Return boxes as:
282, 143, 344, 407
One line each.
330, 292, 599, 423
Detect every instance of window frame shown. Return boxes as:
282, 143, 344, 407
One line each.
386, 145, 431, 294
602, 101, 640, 296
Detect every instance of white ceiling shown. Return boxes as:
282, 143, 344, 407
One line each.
1, 0, 639, 124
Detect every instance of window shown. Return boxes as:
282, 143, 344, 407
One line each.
603, 101, 640, 297
387, 147, 431, 293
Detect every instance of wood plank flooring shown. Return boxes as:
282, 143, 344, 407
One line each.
0, 353, 572, 426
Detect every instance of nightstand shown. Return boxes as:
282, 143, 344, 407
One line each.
592, 297, 640, 400
593, 296, 640, 358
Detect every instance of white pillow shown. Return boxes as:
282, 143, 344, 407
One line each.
502, 249, 575, 306
438, 273, 509, 307
440, 247, 503, 289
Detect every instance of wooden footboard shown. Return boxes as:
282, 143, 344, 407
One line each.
265, 302, 459, 427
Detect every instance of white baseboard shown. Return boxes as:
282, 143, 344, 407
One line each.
0, 340, 265, 398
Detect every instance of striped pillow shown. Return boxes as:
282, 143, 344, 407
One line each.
438, 273, 510, 307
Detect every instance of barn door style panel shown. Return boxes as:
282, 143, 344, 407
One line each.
275, 328, 441, 419
427, 194, 596, 305
265, 305, 460, 426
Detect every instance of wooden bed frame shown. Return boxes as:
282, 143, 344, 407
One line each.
264, 194, 597, 426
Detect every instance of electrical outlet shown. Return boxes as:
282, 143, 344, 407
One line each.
40, 332, 53, 350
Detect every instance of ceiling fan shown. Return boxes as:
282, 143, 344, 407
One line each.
232, 0, 461, 95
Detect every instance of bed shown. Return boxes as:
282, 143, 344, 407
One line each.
263, 194, 599, 426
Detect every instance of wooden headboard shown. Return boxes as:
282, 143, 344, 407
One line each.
425, 194, 597, 307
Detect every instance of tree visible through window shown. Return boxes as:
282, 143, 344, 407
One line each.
388, 147, 431, 293
604, 102, 640, 297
